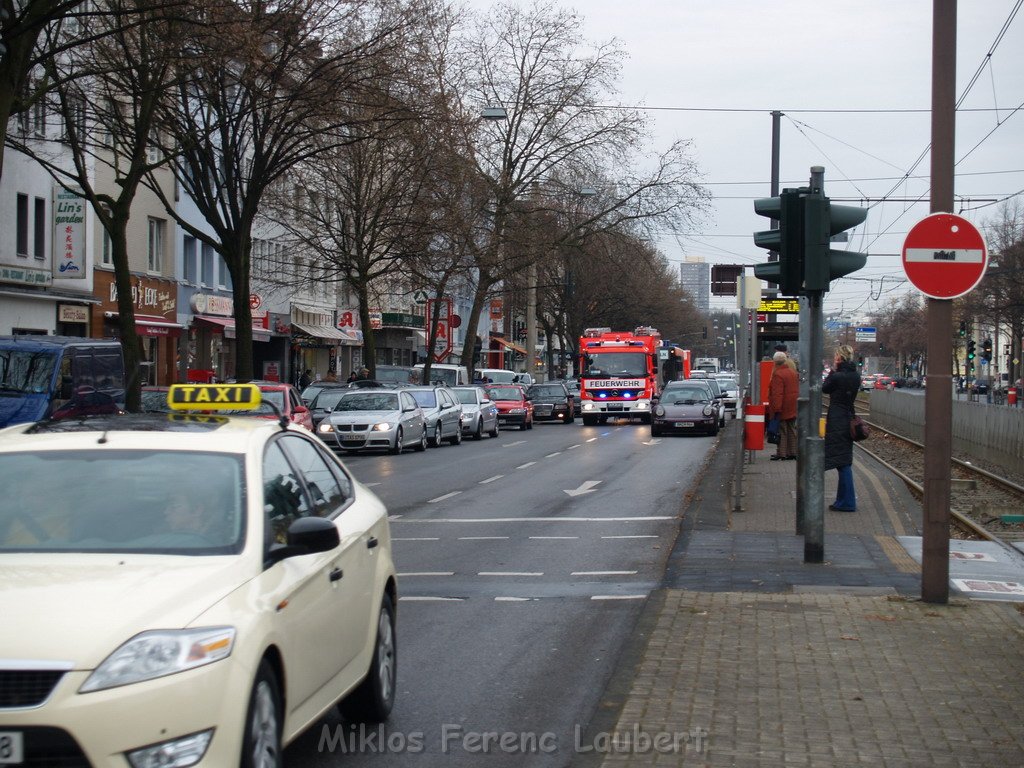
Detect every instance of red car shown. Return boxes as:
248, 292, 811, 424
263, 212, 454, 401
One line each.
485, 384, 534, 430
873, 376, 893, 390
218, 382, 313, 431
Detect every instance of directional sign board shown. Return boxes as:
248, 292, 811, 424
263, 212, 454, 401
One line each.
855, 326, 876, 343
902, 213, 988, 299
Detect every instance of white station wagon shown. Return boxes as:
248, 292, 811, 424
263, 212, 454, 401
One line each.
0, 384, 398, 767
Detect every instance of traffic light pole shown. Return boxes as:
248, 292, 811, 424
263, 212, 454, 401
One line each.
803, 167, 826, 563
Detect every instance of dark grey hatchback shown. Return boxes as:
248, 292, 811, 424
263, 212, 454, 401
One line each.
527, 382, 576, 423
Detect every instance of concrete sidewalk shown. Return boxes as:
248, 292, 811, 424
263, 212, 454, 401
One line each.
574, 421, 1024, 767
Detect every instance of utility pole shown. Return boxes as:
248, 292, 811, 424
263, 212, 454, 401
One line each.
525, 181, 540, 378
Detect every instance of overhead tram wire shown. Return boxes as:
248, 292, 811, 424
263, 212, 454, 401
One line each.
867, 0, 1024, 251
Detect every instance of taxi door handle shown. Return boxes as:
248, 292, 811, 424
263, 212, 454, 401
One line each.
329, 567, 344, 582
366, 537, 379, 550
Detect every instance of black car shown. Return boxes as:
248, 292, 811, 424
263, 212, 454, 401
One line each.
563, 379, 582, 416
527, 381, 575, 423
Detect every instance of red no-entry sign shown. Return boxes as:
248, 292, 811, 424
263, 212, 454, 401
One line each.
901, 213, 987, 300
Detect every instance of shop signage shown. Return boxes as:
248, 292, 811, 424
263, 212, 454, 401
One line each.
58, 304, 89, 323
52, 187, 87, 279
191, 293, 233, 316
102, 272, 176, 317
1, 265, 52, 286
337, 309, 361, 329
369, 310, 383, 330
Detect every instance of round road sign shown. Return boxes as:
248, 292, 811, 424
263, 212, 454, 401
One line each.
901, 213, 987, 300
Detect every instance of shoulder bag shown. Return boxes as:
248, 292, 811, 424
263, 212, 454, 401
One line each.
850, 413, 870, 442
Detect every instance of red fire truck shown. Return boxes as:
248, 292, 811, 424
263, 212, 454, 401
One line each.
577, 326, 662, 425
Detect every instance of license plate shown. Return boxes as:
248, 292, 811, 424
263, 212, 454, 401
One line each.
0, 732, 23, 765
674, 422, 694, 428
606, 403, 623, 411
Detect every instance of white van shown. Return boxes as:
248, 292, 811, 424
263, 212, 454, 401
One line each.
414, 362, 469, 387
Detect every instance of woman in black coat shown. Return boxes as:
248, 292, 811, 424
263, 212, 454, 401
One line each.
821, 344, 861, 511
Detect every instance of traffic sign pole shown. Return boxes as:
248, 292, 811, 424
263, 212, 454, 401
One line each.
921, 0, 957, 606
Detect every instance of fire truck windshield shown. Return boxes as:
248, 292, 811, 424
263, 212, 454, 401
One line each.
583, 352, 648, 378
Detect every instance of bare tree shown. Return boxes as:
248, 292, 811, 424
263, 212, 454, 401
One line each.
446, 0, 708, 371
151, 0, 411, 381
7, 0, 182, 410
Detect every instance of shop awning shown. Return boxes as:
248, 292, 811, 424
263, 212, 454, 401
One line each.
194, 314, 271, 342
292, 321, 360, 345
104, 311, 184, 338
492, 336, 527, 355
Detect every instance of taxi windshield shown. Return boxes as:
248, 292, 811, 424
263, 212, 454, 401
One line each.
0, 451, 245, 554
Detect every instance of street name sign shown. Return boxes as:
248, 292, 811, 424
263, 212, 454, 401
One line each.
901, 213, 988, 299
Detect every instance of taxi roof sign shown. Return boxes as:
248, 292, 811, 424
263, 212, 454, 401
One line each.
167, 384, 262, 411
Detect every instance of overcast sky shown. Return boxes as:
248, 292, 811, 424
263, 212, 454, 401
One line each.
469, 1, 1024, 317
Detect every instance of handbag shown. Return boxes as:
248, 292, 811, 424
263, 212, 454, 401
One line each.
766, 414, 781, 444
850, 414, 870, 442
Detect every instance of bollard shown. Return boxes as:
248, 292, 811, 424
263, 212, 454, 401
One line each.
744, 403, 765, 450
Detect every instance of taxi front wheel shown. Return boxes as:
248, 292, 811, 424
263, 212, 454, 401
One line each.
339, 593, 396, 723
242, 659, 283, 768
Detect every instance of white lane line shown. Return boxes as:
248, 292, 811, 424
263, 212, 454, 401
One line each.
479, 475, 504, 484
428, 491, 462, 504
602, 535, 659, 539
394, 516, 672, 524
586, 438, 599, 443
516, 462, 537, 469
495, 597, 536, 602
388, 514, 402, 520
397, 572, 454, 577
530, 536, 578, 540
366, 482, 383, 487
478, 571, 543, 577
591, 595, 647, 601
458, 536, 509, 541
545, 452, 562, 458
503, 440, 527, 447
400, 596, 464, 602
572, 570, 639, 576
568, 444, 581, 450
392, 537, 440, 542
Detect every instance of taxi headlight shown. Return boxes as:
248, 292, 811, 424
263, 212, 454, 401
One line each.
80, 627, 235, 693
508, 408, 526, 415
318, 422, 334, 434
372, 422, 392, 431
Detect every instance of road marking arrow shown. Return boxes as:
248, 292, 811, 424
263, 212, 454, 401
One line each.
564, 480, 602, 497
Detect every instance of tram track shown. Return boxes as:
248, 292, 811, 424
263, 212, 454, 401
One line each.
825, 394, 1024, 546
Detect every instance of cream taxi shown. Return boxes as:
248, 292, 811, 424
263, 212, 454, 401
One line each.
0, 384, 397, 767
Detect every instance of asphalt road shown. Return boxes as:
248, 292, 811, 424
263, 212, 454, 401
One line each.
283, 416, 719, 767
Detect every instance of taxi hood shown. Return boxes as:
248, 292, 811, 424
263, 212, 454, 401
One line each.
0, 555, 250, 667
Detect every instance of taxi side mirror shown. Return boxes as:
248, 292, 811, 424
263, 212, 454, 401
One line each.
268, 517, 339, 565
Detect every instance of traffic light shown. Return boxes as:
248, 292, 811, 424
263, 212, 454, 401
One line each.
752, 188, 805, 296
803, 195, 868, 292
958, 321, 967, 338
967, 339, 976, 366
982, 338, 993, 362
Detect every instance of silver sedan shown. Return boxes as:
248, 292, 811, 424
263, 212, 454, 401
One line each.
407, 386, 464, 447
452, 386, 500, 440
318, 389, 427, 454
